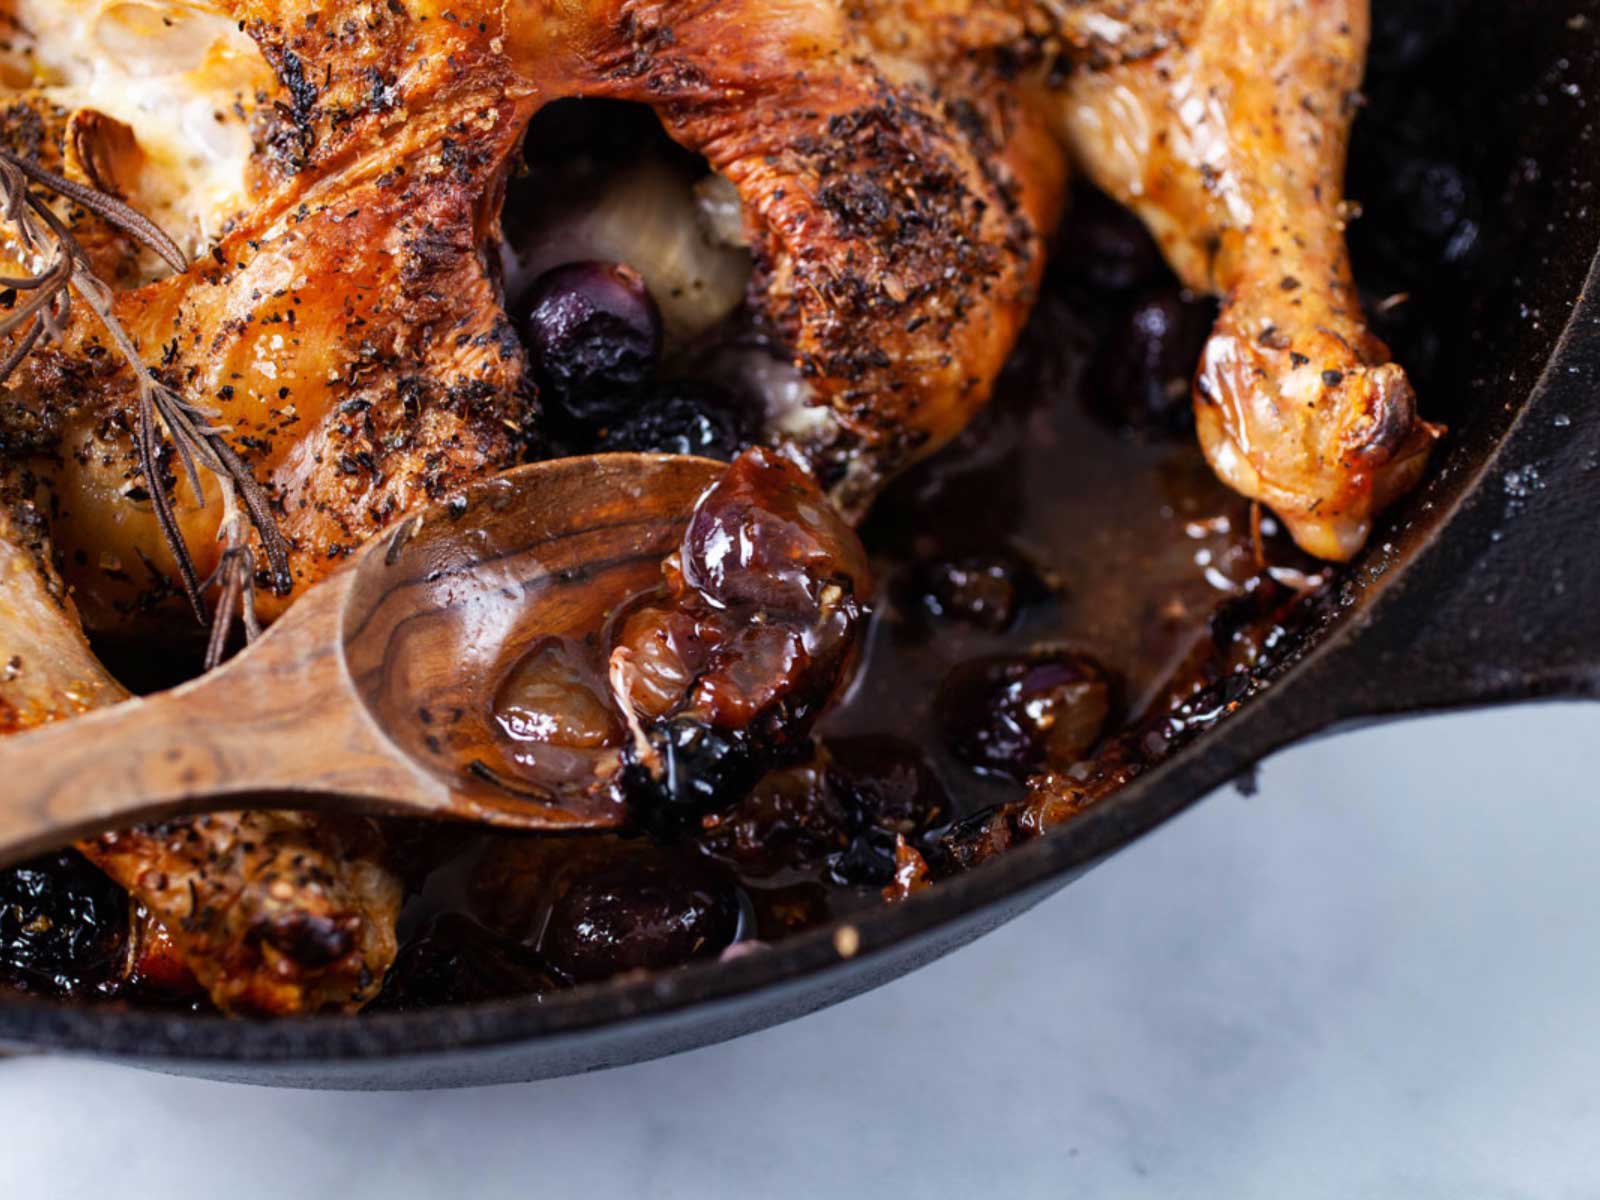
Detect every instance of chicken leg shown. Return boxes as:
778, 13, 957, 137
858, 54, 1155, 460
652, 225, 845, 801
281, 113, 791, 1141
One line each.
1051, 0, 1438, 559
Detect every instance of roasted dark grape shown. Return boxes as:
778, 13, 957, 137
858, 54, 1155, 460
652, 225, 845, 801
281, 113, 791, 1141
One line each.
613, 449, 870, 831
697, 737, 947, 885
901, 550, 1050, 633
823, 738, 948, 886
742, 880, 834, 940
521, 260, 662, 423
1368, 0, 1461, 72
542, 849, 739, 983
1087, 290, 1214, 440
1353, 125, 1482, 285
938, 652, 1114, 780
826, 829, 901, 888
827, 738, 947, 835
697, 760, 848, 877
700, 732, 947, 883
0, 851, 129, 999
622, 717, 769, 836
1058, 187, 1166, 294
594, 381, 751, 460
371, 913, 556, 1011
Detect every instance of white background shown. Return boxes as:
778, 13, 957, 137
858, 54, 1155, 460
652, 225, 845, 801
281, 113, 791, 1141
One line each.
3, 703, 1597, 1198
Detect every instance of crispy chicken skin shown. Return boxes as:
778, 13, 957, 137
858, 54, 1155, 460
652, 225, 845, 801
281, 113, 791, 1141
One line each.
1047, 0, 1437, 560
82, 811, 401, 1014
852, 0, 1196, 65
5, 20, 532, 629
0, 505, 127, 734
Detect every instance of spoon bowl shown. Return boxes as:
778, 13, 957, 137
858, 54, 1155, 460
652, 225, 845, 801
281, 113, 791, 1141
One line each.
0, 453, 724, 869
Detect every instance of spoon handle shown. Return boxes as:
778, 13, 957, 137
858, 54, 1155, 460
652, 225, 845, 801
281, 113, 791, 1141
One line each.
0, 576, 436, 869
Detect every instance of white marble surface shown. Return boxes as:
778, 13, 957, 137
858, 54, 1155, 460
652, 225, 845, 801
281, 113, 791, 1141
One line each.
3, 703, 1598, 1198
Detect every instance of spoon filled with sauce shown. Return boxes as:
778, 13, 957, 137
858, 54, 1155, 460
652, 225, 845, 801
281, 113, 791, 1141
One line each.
0, 449, 871, 870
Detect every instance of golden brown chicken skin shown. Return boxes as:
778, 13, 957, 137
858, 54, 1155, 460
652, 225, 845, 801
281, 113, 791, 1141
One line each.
0, 505, 127, 734
6, 22, 531, 629
82, 811, 402, 1014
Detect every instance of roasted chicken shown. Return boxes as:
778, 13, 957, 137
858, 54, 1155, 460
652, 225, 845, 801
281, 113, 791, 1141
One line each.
0, 0, 1431, 1013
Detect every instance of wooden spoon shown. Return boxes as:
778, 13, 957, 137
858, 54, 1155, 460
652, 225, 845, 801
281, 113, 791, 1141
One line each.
0, 453, 724, 870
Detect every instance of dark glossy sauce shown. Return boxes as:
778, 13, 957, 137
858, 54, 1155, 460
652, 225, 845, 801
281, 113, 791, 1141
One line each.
831, 281, 1300, 804
337, 16, 1514, 1002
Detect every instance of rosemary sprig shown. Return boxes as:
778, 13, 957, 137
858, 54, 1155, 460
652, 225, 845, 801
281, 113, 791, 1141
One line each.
0, 150, 291, 667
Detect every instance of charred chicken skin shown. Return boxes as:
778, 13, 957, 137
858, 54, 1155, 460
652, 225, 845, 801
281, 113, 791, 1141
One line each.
0, 0, 1427, 1014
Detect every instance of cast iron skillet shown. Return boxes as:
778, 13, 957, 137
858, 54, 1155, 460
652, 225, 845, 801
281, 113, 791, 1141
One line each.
3, 0, 1598, 1087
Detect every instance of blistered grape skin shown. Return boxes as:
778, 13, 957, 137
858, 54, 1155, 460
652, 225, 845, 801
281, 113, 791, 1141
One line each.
370, 913, 556, 1011
938, 652, 1114, 781
594, 381, 751, 460
902, 550, 1050, 634
1088, 290, 1214, 441
0, 851, 130, 999
542, 851, 739, 983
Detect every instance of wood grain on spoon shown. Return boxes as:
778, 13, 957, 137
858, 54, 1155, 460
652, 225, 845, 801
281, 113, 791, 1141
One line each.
0, 454, 725, 870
